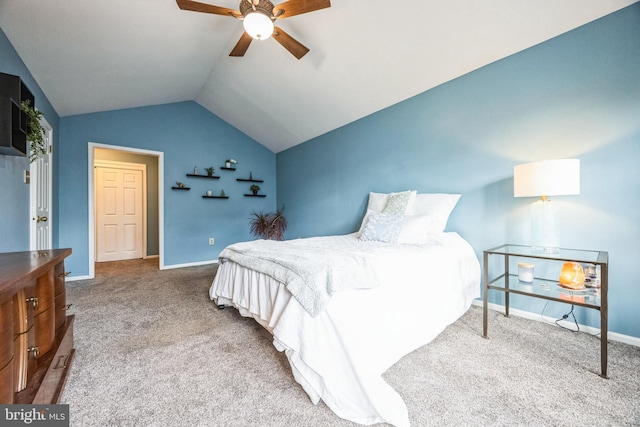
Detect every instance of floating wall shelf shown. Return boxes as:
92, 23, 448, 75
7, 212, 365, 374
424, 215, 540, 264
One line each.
202, 195, 229, 199
237, 178, 264, 183
221, 167, 236, 171
171, 186, 190, 190
244, 194, 266, 197
187, 173, 220, 179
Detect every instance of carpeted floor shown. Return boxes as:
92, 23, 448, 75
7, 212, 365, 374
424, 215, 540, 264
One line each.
61, 258, 640, 426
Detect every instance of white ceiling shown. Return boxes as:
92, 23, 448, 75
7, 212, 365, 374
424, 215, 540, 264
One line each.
0, 0, 636, 153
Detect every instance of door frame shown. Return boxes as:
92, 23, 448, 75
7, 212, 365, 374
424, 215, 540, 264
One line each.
94, 159, 147, 262
29, 116, 53, 250
88, 142, 165, 279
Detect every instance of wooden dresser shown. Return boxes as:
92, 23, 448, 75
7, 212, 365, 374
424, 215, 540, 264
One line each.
0, 249, 74, 404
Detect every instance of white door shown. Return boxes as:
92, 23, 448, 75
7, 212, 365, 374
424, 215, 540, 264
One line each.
95, 161, 146, 262
30, 118, 53, 250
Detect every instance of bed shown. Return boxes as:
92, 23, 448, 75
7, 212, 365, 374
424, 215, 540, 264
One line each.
209, 191, 481, 427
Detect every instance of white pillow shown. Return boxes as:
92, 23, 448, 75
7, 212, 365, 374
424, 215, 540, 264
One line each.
397, 215, 433, 244
359, 212, 404, 243
406, 193, 461, 233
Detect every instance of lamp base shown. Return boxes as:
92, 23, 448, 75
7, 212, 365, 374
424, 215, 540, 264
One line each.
530, 199, 560, 254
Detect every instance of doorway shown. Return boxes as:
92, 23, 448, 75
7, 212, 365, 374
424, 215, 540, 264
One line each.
88, 143, 164, 278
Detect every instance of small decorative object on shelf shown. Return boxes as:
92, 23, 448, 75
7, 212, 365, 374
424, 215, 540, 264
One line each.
205, 167, 215, 176
517, 262, 534, 283
237, 172, 263, 183
193, 166, 198, 175
206, 190, 212, 196
250, 184, 260, 195
559, 262, 585, 290
224, 158, 238, 169
172, 182, 190, 190
220, 189, 226, 197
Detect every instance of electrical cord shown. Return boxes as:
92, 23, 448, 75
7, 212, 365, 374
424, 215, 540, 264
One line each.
540, 301, 600, 337
555, 304, 579, 332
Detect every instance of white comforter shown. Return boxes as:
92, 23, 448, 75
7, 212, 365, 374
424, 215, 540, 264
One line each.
210, 233, 480, 427
218, 237, 383, 317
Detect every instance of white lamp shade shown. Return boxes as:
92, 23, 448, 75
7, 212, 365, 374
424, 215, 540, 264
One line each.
243, 12, 274, 40
514, 159, 580, 198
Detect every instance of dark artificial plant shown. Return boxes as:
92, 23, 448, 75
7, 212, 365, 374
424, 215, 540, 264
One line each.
249, 207, 287, 240
20, 100, 46, 163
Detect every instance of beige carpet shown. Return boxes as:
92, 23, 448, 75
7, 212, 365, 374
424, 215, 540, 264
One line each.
61, 258, 640, 426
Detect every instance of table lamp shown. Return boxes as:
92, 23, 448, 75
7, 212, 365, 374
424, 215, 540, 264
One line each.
514, 159, 580, 253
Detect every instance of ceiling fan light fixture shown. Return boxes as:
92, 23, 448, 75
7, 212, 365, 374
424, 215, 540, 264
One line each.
243, 11, 274, 40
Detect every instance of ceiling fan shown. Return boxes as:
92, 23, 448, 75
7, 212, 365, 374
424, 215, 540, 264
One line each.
176, 0, 331, 59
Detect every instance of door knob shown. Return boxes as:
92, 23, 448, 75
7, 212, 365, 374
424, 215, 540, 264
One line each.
36, 216, 48, 222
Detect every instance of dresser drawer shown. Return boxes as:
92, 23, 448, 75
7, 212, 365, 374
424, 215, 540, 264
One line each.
32, 315, 74, 404
34, 307, 55, 356
0, 298, 13, 369
54, 291, 67, 331
0, 355, 14, 403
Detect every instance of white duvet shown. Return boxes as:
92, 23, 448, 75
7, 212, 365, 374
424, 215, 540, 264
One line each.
210, 232, 480, 427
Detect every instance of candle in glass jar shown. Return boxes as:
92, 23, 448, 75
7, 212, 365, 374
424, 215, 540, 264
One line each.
517, 262, 534, 283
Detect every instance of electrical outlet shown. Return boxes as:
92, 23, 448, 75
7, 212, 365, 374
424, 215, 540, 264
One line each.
208, 238, 215, 245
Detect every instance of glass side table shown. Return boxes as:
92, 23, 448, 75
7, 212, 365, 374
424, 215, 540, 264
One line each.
482, 244, 609, 378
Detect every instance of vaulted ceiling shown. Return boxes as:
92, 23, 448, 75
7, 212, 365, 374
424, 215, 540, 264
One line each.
0, 0, 636, 152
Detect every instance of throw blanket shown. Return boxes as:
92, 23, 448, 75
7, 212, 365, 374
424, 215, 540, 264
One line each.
218, 238, 382, 317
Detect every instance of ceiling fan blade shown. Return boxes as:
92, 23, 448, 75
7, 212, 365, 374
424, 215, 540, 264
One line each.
176, 0, 241, 18
229, 32, 253, 57
273, 0, 331, 19
272, 27, 309, 59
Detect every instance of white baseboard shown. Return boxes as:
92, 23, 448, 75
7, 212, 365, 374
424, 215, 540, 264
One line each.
160, 259, 219, 270
472, 300, 640, 347
66, 274, 93, 282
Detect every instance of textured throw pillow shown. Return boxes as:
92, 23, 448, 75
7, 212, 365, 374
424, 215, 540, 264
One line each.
407, 193, 461, 233
383, 191, 415, 214
359, 212, 404, 243
397, 214, 433, 244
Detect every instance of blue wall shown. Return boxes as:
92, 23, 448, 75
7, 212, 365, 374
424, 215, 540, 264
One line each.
0, 28, 60, 252
277, 5, 640, 337
59, 102, 276, 276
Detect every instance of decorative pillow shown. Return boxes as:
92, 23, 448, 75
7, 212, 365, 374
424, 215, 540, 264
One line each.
397, 215, 433, 244
356, 191, 416, 237
383, 191, 415, 214
359, 212, 404, 243
406, 193, 461, 233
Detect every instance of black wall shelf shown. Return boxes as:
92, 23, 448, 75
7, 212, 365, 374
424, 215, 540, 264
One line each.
171, 186, 190, 190
187, 173, 220, 179
0, 72, 34, 157
202, 195, 229, 199
237, 178, 264, 183
244, 194, 266, 197
221, 167, 236, 171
